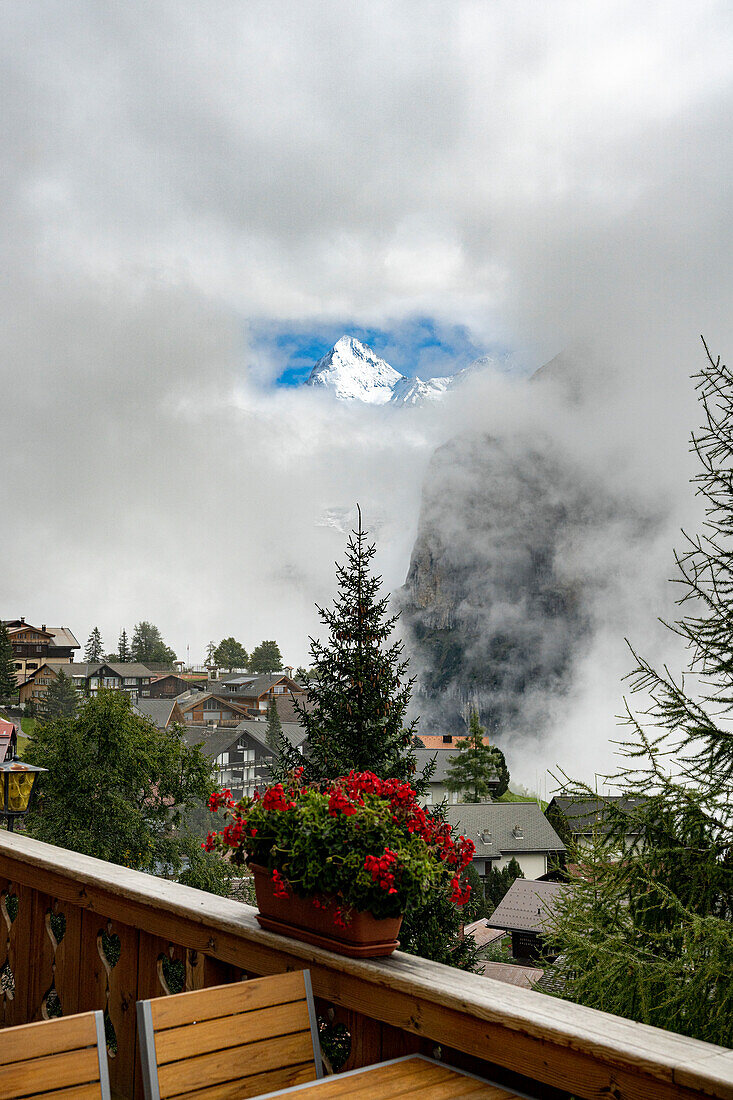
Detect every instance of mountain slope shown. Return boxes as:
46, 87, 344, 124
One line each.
306, 336, 404, 404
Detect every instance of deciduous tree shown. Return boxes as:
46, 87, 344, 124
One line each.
248, 640, 283, 673
214, 637, 248, 670
26, 690, 213, 872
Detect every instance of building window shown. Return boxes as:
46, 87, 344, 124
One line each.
273, 685, 285, 694
124, 678, 137, 685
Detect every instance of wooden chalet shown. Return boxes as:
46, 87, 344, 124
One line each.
177, 691, 253, 728
4, 618, 80, 682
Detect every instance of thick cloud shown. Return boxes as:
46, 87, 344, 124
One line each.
1, 3, 731, 782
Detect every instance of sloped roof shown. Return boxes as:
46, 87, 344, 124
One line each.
445, 802, 565, 857
0, 719, 18, 762
235, 718, 308, 749
46, 627, 80, 649
547, 795, 645, 835
133, 698, 178, 728
63, 663, 102, 679
487, 878, 571, 935
182, 725, 242, 760
479, 960, 544, 988
99, 662, 155, 678
178, 693, 251, 716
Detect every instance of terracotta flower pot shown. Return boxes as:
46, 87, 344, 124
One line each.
249, 864, 402, 958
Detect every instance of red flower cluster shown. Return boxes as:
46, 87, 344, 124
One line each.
450, 876, 471, 905
208, 789, 234, 812
262, 784, 296, 812
271, 869, 290, 899
364, 848, 399, 894
201, 831, 216, 851
327, 788, 361, 816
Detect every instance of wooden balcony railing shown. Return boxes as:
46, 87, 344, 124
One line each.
1, 831, 732, 1100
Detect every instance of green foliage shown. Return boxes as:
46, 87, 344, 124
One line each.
483, 857, 524, 915
117, 629, 130, 663
445, 710, 503, 802
248, 640, 283, 673
173, 836, 237, 897
399, 888, 483, 971
205, 773, 475, 924
84, 627, 104, 663
488, 745, 510, 797
283, 511, 417, 782
546, 341, 733, 1047
25, 693, 213, 872
265, 697, 284, 755
205, 641, 217, 667
0, 621, 17, 700
42, 669, 79, 719
213, 637, 249, 670
131, 621, 176, 665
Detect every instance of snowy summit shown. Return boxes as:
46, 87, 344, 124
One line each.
304, 335, 489, 406
305, 336, 403, 404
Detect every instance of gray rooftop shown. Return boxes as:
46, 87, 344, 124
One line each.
132, 698, 179, 728
235, 718, 308, 749
413, 748, 499, 787
487, 878, 571, 935
547, 795, 645, 835
445, 802, 566, 859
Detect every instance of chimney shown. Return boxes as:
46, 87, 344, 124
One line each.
41, 624, 46, 631
20, 617, 24, 624
512, 823, 524, 839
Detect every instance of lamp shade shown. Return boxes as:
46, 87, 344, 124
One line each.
0, 758, 46, 820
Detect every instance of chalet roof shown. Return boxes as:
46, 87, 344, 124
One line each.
98, 662, 155, 678
444, 802, 566, 858
133, 698, 179, 728
5, 620, 54, 638
479, 961, 544, 989
227, 674, 302, 698
46, 627, 80, 649
182, 726, 243, 760
546, 795, 645, 836
235, 718, 308, 749
63, 663, 102, 679
487, 878, 571, 935
177, 692, 252, 716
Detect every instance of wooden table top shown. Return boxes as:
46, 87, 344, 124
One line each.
251, 1054, 521, 1098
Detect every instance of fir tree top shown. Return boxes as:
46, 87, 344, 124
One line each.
288, 507, 417, 781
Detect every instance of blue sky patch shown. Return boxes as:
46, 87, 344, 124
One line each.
249, 316, 508, 387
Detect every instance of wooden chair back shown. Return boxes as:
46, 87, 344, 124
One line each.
0, 1009, 110, 1099
137, 969, 323, 1100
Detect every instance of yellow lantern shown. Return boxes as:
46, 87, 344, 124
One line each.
0, 757, 46, 831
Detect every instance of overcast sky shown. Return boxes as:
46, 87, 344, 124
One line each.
2, 2, 732, 778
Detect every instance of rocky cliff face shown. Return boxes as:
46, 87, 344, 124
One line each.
400, 430, 595, 739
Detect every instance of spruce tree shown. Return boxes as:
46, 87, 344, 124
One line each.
265, 697, 284, 755
43, 669, 79, 719
117, 629, 130, 663
285, 509, 417, 781
445, 710, 504, 802
548, 340, 733, 1046
0, 620, 17, 700
84, 627, 104, 662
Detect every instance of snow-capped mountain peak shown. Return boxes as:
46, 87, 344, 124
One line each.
306, 336, 404, 404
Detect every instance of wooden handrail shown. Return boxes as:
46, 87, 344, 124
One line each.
0, 831, 731, 1100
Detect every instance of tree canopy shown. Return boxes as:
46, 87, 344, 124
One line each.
547, 341, 733, 1047
213, 637, 248, 670
117, 628, 130, 663
248, 640, 283, 673
130, 621, 176, 665
25, 690, 212, 872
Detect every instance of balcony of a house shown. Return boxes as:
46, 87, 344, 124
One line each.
0, 830, 732, 1100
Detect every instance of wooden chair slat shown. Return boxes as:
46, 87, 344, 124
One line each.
0, 1046, 100, 1097
155, 999, 311, 1064
273, 1060, 462, 1099
157, 1029, 315, 1098
28, 1085, 105, 1100
0, 1011, 98, 1066
150, 970, 307, 1030
171, 1062, 316, 1100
